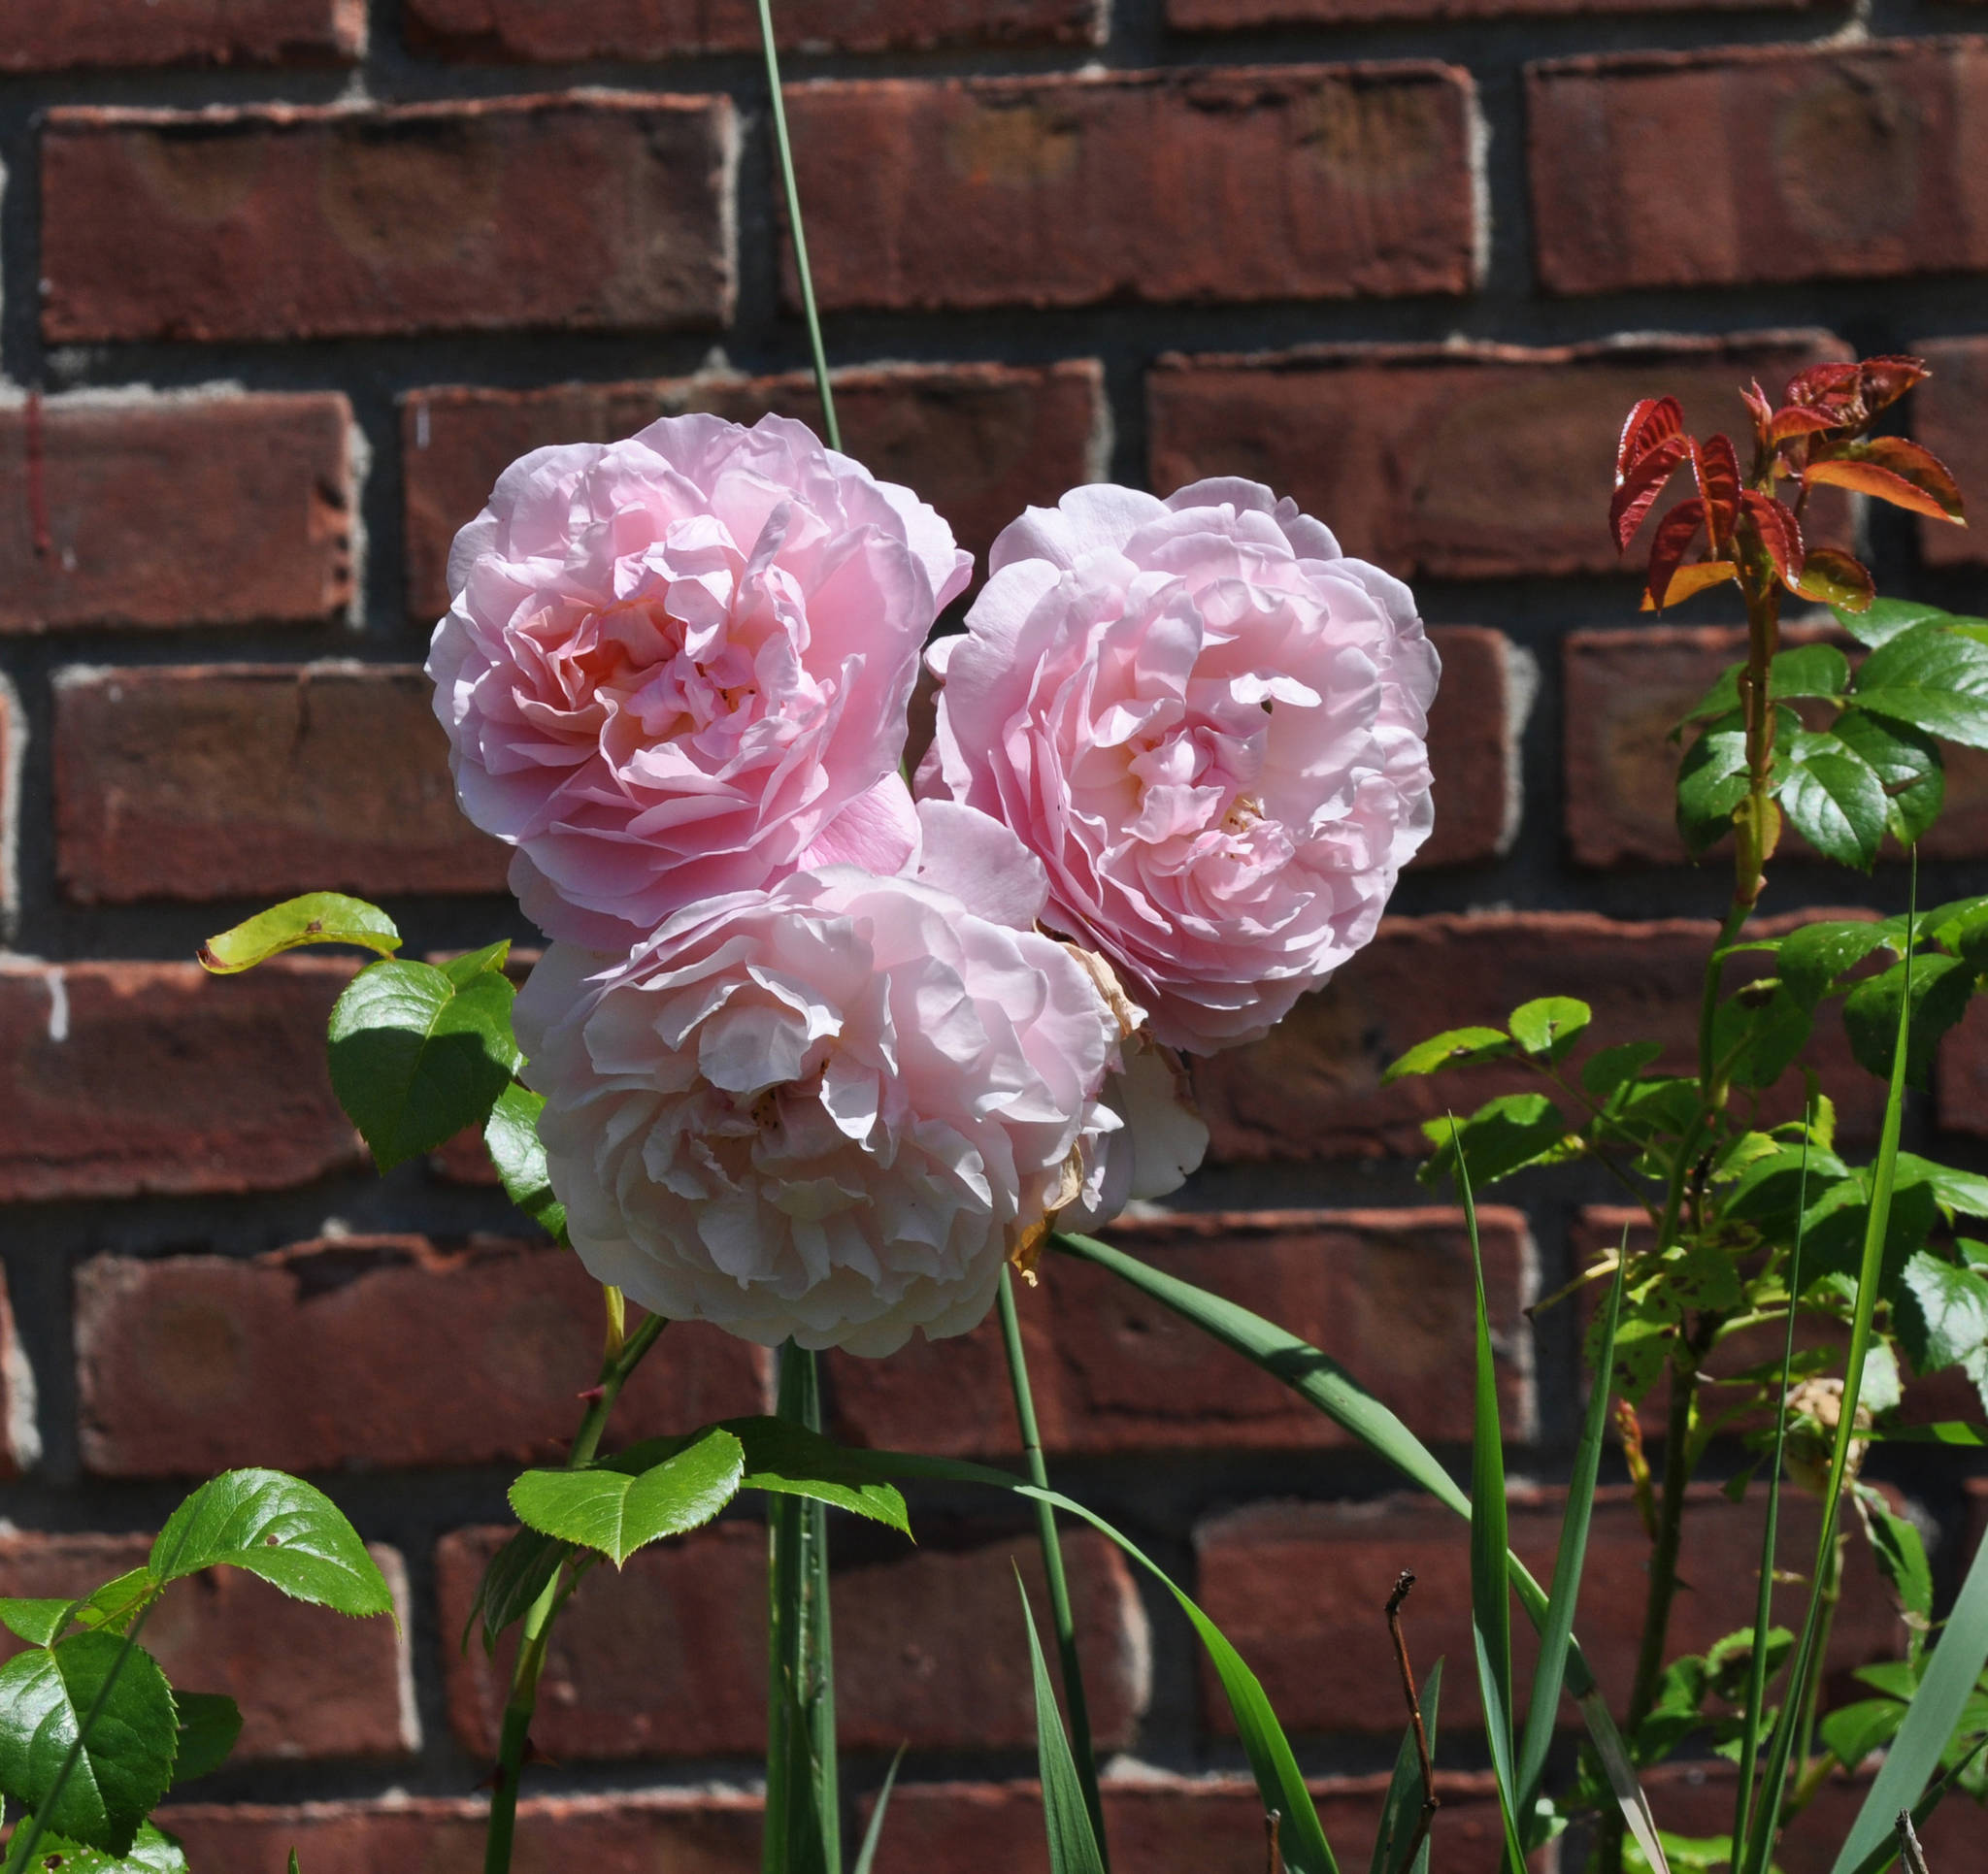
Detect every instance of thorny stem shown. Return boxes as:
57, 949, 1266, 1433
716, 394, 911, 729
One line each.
1384, 1570, 1440, 1869
998, 1266, 1109, 1865
483, 1310, 669, 1874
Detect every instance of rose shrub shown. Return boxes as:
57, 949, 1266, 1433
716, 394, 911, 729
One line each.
429, 411, 971, 948
919, 480, 1440, 1052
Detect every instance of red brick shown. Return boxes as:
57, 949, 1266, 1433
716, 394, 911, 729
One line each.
405, 0, 1102, 56
161, 1792, 762, 1874
826, 1207, 1534, 1457
77, 1235, 769, 1478
0, 393, 352, 632
42, 94, 735, 345
54, 664, 505, 904
1914, 336, 1988, 569
866, 1772, 1515, 1874
1173, 0, 1799, 20
0, 1532, 414, 1761
1564, 626, 1988, 868
1528, 41, 1988, 296
1195, 1484, 1906, 1734
1147, 333, 1850, 580
1421, 626, 1526, 868
402, 362, 1108, 621
1938, 995, 1988, 1138
0, 958, 360, 1202
437, 1521, 1146, 1759
0, 675, 17, 929
785, 67, 1478, 313
0, 0, 363, 70
1188, 910, 1889, 1163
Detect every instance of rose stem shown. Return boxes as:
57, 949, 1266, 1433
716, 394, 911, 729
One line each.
483, 1308, 669, 1874
756, 0, 840, 452
999, 1266, 1110, 1865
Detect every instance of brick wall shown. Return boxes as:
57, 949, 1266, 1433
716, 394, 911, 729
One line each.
1, 3, 1984, 1870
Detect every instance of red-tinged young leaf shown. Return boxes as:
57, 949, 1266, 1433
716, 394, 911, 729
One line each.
1771, 405, 1839, 445
1848, 438, 1964, 522
1741, 490, 1806, 584
1856, 354, 1932, 417
1617, 396, 1683, 478
1642, 559, 1740, 611
1644, 498, 1705, 610
1609, 433, 1689, 549
1741, 379, 1774, 450
1786, 360, 1866, 417
1692, 434, 1741, 548
1806, 454, 1963, 523
1794, 546, 1875, 613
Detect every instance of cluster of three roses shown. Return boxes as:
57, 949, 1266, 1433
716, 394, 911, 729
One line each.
428, 413, 1439, 1355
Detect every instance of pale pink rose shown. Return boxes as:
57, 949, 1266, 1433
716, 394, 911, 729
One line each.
919, 480, 1440, 1053
514, 817, 1120, 1355
428, 411, 971, 947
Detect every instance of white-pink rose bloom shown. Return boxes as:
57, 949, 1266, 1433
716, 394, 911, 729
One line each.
919, 479, 1440, 1053
428, 411, 971, 948
514, 805, 1123, 1355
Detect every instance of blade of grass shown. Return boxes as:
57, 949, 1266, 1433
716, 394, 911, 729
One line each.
1831, 1515, 1988, 1872
851, 1746, 905, 1874
1744, 861, 1918, 1874
755, 0, 838, 449
998, 1266, 1107, 1864
1373, 1658, 1442, 1874
1517, 1243, 1627, 1829
1842, 1735, 1988, 1874
1018, 1572, 1108, 1874
1046, 1230, 1670, 1871
1457, 1139, 1528, 1874
1732, 1112, 1815, 1858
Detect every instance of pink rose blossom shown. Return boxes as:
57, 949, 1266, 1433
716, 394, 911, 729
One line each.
428, 411, 970, 948
919, 479, 1440, 1053
514, 805, 1122, 1355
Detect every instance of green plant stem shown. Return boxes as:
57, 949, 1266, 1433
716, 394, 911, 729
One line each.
756, 0, 839, 450
1783, 1532, 1845, 1827
483, 1309, 669, 1874
997, 1266, 1109, 1866
766, 1341, 841, 1874
1626, 1355, 1700, 1736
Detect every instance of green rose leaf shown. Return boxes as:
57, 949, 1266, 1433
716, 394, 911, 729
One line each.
6, 1820, 191, 1873
1419, 1094, 1572, 1188
1832, 597, 1964, 649
1710, 984, 1812, 1091
1507, 996, 1592, 1062
1674, 712, 1751, 856
483, 1084, 567, 1245
462, 1527, 573, 1657
1776, 732, 1888, 871
1767, 642, 1851, 703
1775, 920, 1891, 1010
1821, 1697, 1907, 1772
0, 1600, 82, 1647
1831, 711, 1944, 846
68, 1571, 156, 1638
1380, 1027, 1512, 1084
724, 1417, 911, 1536
328, 957, 523, 1172
1897, 1253, 1988, 1382
1580, 1040, 1665, 1102
0, 1633, 178, 1854
197, 894, 401, 976
1840, 952, 1977, 1089
151, 1470, 394, 1620
510, 1427, 746, 1567
169, 1693, 241, 1788
1850, 621, 1988, 749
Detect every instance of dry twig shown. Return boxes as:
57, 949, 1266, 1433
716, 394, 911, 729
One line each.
1384, 1570, 1441, 1868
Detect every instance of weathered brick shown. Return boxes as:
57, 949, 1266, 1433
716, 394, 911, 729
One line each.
1914, 336, 1988, 569
0, 0, 364, 70
0, 1532, 414, 1761
0, 393, 352, 632
1420, 627, 1526, 868
1196, 1485, 1905, 1734
0, 958, 359, 1202
76, 1235, 769, 1477
786, 68, 1478, 313
405, 0, 1102, 57
1563, 626, 1988, 868
43, 95, 736, 345
865, 1773, 1515, 1874
825, 1208, 1534, 1456
1173, 0, 1799, 20
1938, 995, 1988, 1139
54, 664, 506, 904
1147, 333, 1849, 580
1189, 910, 1888, 1163
402, 362, 1108, 621
162, 1792, 762, 1874
1528, 41, 1988, 295
437, 1521, 1146, 1759
0, 1271, 37, 1480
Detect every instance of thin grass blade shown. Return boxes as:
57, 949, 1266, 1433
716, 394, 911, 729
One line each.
1018, 1573, 1108, 1874
1517, 1246, 1626, 1824
851, 1746, 905, 1874
1842, 1736, 1988, 1874
1372, 1659, 1442, 1874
